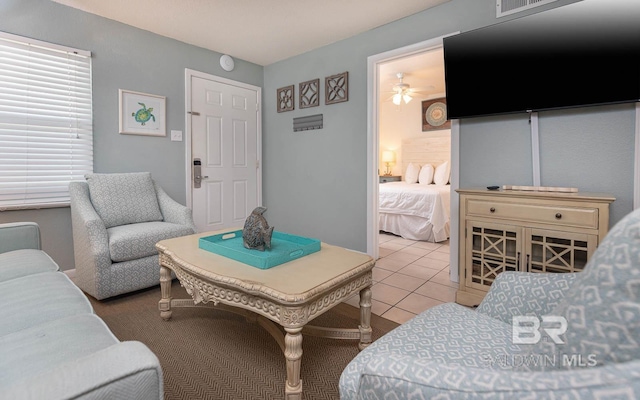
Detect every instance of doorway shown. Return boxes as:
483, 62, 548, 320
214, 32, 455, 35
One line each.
185, 69, 263, 232
366, 34, 460, 283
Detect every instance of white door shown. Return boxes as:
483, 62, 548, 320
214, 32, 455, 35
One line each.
190, 75, 260, 232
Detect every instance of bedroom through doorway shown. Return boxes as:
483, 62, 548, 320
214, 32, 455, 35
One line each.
367, 33, 461, 288
377, 46, 451, 245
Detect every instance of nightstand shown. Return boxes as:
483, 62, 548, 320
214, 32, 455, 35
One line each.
379, 175, 401, 183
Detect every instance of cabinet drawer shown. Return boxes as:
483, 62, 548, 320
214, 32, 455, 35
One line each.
467, 200, 598, 229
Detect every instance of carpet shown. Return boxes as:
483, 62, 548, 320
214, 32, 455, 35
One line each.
89, 280, 399, 400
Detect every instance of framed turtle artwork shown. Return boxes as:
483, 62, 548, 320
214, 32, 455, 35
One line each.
119, 89, 166, 136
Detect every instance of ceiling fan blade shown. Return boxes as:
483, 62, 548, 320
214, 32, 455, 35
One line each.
409, 85, 436, 93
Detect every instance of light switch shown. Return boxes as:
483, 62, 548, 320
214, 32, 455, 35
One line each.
171, 130, 183, 142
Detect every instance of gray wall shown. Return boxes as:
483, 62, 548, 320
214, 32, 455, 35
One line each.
458, 105, 635, 225
262, 0, 621, 253
0, 0, 263, 269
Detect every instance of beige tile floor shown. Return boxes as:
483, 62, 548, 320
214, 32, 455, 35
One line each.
343, 232, 458, 325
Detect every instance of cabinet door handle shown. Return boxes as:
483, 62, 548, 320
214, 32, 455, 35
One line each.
517, 252, 521, 269
526, 254, 530, 271
555, 213, 562, 219
490, 207, 496, 213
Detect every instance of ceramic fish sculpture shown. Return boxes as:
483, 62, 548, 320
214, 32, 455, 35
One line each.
242, 206, 274, 251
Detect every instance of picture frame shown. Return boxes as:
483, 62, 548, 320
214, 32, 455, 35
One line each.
276, 85, 295, 113
422, 97, 451, 131
299, 78, 319, 109
119, 89, 166, 136
325, 71, 349, 105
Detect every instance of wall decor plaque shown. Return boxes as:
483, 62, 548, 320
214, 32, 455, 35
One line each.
299, 78, 319, 109
422, 97, 451, 131
277, 85, 294, 113
325, 71, 349, 105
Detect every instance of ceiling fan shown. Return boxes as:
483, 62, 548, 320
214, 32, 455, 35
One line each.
385, 72, 434, 105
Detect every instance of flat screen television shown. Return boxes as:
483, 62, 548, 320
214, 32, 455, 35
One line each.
443, 0, 640, 119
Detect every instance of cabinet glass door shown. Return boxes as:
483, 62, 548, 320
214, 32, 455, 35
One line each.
466, 221, 521, 291
526, 228, 596, 273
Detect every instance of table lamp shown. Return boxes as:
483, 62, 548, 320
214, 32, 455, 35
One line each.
381, 151, 395, 176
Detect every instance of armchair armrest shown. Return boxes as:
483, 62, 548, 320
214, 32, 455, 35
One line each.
352, 354, 640, 399
0, 222, 41, 254
69, 181, 111, 297
3, 341, 163, 400
475, 271, 580, 324
154, 182, 197, 232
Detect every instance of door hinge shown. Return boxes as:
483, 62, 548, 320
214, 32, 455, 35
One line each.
256, 160, 260, 169
188, 111, 200, 116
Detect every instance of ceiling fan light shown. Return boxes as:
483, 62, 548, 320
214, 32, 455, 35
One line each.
392, 93, 401, 105
403, 94, 412, 104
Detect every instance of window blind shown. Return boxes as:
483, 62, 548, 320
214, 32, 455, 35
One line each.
0, 32, 92, 210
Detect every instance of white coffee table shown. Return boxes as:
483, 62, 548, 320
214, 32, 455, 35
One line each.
156, 230, 374, 400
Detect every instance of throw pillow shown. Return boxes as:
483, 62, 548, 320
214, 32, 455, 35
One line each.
418, 164, 434, 184
405, 163, 420, 184
433, 161, 450, 185
85, 172, 163, 229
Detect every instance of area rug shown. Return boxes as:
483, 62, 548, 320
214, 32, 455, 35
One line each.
89, 280, 399, 400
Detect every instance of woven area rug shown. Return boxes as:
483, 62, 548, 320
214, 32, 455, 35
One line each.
88, 280, 399, 400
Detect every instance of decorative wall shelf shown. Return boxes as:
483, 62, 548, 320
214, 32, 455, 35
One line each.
293, 114, 323, 132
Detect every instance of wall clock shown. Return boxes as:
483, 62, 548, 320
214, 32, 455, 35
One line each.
422, 97, 451, 131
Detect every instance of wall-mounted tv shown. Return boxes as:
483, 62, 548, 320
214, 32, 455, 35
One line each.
443, 0, 640, 119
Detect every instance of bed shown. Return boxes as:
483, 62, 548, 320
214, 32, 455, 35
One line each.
379, 134, 451, 242
379, 182, 450, 241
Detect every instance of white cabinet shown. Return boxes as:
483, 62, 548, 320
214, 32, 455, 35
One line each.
456, 188, 615, 307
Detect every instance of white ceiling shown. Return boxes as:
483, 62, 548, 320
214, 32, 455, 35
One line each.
51, 0, 449, 66
379, 48, 446, 103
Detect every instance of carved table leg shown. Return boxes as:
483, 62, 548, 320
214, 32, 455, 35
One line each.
284, 327, 303, 400
158, 265, 173, 320
358, 285, 373, 350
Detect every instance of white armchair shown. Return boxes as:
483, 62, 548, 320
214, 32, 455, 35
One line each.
69, 172, 196, 300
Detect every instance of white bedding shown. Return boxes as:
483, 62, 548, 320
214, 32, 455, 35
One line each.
379, 182, 451, 242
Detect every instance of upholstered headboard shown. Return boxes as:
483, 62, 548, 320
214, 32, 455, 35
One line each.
401, 131, 451, 174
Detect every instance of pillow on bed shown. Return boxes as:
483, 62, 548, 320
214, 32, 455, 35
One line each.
433, 161, 450, 185
405, 163, 420, 184
418, 164, 434, 184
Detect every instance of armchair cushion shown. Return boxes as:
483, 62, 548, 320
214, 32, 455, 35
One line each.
85, 172, 163, 228
476, 271, 579, 325
340, 303, 524, 399
108, 221, 195, 262
527, 207, 640, 370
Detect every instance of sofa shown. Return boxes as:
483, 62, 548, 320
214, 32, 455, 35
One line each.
340, 207, 640, 399
70, 172, 196, 300
0, 222, 163, 400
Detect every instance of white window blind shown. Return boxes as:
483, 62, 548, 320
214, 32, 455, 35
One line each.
0, 32, 92, 210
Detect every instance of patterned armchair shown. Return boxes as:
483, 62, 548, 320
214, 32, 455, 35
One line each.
70, 172, 196, 300
340, 208, 640, 399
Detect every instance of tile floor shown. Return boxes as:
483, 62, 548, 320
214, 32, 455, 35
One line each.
343, 232, 458, 325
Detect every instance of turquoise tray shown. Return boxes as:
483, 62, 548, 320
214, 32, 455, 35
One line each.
198, 230, 321, 269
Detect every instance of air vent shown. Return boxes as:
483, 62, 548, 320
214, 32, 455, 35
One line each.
496, 0, 558, 18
